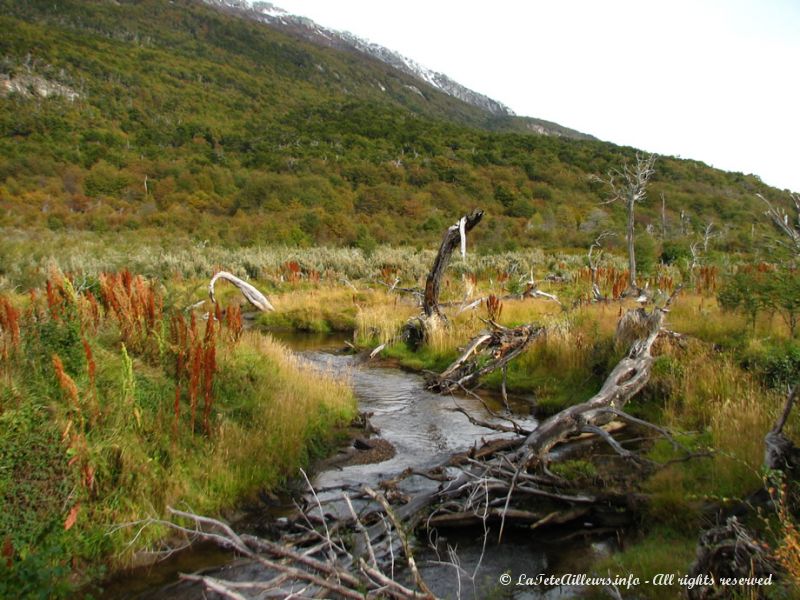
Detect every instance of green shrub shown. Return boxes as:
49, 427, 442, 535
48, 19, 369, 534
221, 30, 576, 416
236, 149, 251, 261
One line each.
742, 340, 800, 388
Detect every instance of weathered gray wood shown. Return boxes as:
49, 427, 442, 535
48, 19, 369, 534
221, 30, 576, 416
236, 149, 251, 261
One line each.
513, 307, 664, 467
427, 323, 543, 393
764, 384, 798, 472
209, 271, 275, 312
423, 210, 483, 318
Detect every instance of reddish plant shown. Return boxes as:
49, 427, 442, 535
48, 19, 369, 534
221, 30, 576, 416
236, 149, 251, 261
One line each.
283, 261, 302, 284
52, 354, 80, 411
187, 344, 201, 433
44, 274, 72, 321
0, 296, 21, 362
2, 537, 13, 568
82, 339, 99, 424
171, 314, 187, 438
225, 304, 243, 341
485, 294, 503, 321
696, 265, 718, 295
170, 308, 220, 437
202, 347, 215, 434
99, 271, 162, 352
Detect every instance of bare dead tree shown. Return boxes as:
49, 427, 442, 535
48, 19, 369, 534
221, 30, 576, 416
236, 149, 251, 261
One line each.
404, 210, 484, 347
689, 240, 702, 271
702, 221, 718, 254
660, 192, 668, 239
592, 153, 657, 293
758, 192, 800, 257
680, 209, 692, 237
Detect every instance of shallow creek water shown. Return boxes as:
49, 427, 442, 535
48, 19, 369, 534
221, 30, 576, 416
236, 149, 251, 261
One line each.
100, 332, 620, 599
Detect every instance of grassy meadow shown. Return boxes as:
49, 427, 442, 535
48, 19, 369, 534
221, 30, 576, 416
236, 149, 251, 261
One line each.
0, 233, 798, 597
0, 266, 355, 595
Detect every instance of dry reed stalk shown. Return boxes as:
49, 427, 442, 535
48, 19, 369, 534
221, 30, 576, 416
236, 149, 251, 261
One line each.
202, 316, 216, 435
82, 339, 99, 424
0, 296, 21, 363
188, 344, 201, 433
170, 313, 188, 437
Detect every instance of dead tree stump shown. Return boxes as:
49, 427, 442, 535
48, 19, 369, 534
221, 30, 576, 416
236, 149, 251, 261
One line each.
403, 209, 483, 347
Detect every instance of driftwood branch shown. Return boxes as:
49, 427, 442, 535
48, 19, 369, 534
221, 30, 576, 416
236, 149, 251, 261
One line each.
209, 271, 275, 312
427, 323, 544, 393
155, 486, 439, 600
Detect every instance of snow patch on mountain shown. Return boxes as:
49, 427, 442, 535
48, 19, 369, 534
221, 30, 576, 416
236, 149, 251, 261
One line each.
203, 0, 514, 116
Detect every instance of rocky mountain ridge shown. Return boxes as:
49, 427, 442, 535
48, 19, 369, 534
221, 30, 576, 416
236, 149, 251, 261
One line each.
203, 1, 515, 117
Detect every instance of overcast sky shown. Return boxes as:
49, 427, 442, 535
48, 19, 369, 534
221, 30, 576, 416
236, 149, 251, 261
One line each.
270, 0, 800, 193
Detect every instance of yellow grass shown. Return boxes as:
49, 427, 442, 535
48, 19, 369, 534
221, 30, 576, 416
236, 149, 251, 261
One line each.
355, 295, 418, 346
204, 331, 355, 500
83, 330, 355, 564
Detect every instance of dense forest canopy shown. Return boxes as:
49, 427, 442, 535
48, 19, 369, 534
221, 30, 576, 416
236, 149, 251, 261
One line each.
0, 0, 788, 254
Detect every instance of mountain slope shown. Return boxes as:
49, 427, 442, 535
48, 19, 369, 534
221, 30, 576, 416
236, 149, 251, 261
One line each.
201, 0, 596, 140
204, 1, 516, 116
0, 0, 784, 254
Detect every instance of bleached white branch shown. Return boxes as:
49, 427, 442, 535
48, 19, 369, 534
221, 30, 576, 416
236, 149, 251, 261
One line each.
209, 271, 275, 312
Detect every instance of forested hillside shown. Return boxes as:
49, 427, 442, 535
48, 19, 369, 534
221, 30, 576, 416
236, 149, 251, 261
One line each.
0, 0, 786, 253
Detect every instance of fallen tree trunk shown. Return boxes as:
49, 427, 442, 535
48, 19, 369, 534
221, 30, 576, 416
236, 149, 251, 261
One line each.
426, 322, 544, 393
209, 271, 275, 312
512, 306, 665, 468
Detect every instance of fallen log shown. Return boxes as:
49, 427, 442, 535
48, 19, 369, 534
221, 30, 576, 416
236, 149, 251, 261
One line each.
512, 305, 666, 469
426, 322, 544, 393
209, 271, 275, 312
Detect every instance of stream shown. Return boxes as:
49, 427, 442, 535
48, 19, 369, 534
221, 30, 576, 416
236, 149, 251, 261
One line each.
99, 332, 621, 599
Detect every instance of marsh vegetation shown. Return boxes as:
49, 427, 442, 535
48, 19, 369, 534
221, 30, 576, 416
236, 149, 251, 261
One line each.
1, 209, 798, 598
